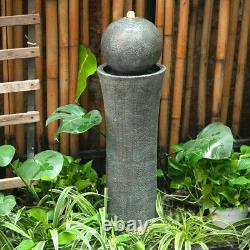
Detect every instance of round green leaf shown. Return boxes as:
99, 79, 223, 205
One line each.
0, 145, 15, 167
16, 150, 64, 181
0, 193, 16, 216
16, 240, 35, 250
58, 232, 76, 245
182, 123, 234, 161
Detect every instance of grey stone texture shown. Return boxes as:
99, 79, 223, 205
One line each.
98, 64, 166, 222
101, 16, 162, 74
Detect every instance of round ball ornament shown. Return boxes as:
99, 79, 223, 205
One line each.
101, 11, 162, 74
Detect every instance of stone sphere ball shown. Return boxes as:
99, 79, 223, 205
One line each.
101, 15, 162, 74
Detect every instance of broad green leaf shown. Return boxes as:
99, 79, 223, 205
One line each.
201, 198, 214, 210
115, 234, 131, 243
27, 208, 48, 224
172, 144, 184, 152
46, 104, 86, 126
0, 145, 15, 167
170, 179, 185, 189
46, 104, 102, 140
237, 157, 250, 170
240, 145, 250, 154
211, 195, 220, 207
134, 241, 145, 250
0, 193, 16, 216
32, 241, 46, 250
229, 176, 250, 186
75, 179, 93, 191
76, 44, 97, 101
156, 169, 164, 177
182, 123, 234, 161
168, 158, 186, 176
58, 232, 76, 245
218, 188, 237, 205
16, 150, 64, 181
16, 240, 35, 250
81, 161, 98, 180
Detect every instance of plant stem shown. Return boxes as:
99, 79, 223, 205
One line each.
10, 164, 40, 203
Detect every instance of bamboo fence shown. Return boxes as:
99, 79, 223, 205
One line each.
0, 0, 250, 158
197, 0, 213, 130
169, 0, 190, 148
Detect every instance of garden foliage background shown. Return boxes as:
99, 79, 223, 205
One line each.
0, 0, 250, 158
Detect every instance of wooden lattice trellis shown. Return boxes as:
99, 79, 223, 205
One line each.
0, 1, 40, 190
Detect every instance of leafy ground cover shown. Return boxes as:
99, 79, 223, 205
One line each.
0, 46, 249, 249
0, 123, 249, 249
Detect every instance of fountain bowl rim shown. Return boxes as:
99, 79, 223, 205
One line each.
97, 64, 166, 79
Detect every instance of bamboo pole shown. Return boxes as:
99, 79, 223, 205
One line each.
45, 0, 58, 150
112, 0, 124, 20
221, 0, 240, 124
69, 0, 79, 156
125, 0, 133, 13
82, 0, 89, 46
100, 0, 111, 148
13, 0, 24, 156
197, 0, 214, 129
232, 0, 250, 135
211, 0, 230, 122
159, 0, 175, 153
1, 0, 10, 144
102, 0, 111, 31
136, 0, 145, 17
6, 0, 15, 144
35, 0, 44, 152
155, 0, 165, 63
58, 0, 69, 155
182, 0, 199, 140
81, 0, 90, 148
169, 0, 190, 148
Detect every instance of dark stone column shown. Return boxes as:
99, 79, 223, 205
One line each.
98, 64, 166, 222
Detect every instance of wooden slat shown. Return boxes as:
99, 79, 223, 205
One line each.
0, 47, 39, 60
0, 111, 39, 126
0, 177, 25, 190
0, 14, 40, 27
0, 79, 39, 93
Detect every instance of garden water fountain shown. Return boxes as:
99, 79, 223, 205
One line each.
97, 11, 166, 223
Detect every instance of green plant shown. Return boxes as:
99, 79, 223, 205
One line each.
240, 224, 250, 249
76, 44, 97, 101
143, 194, 239, 250
46, 45, 102, 141
0, 145, 15, 167
168, 123, 250, 210
0, 187, 144, 249
39, 155, 106, 194
0, 193, 16, 216
0, 144, 64, 203
46, 104, 102, 141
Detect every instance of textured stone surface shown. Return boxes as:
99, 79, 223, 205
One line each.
98, 64, 166, 222
101, 17, 162, 74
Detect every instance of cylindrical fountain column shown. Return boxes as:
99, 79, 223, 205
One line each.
98, 11, 166, 223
